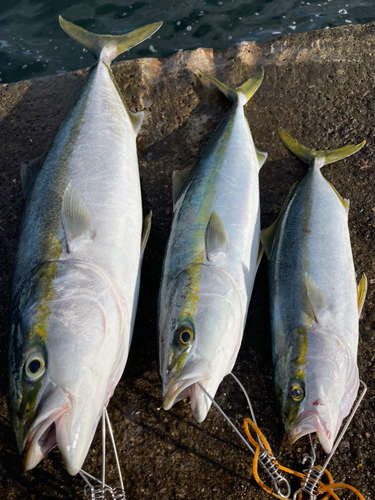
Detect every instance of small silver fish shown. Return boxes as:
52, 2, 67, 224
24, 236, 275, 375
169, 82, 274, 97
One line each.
261, 130, 366, 453
158, 68, 267, 422
8, 17, 161, 475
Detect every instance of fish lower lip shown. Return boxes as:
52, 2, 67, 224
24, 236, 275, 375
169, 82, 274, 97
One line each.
23, 405, 69, 471
288, 410, 330, 445
162, 358, 211, 410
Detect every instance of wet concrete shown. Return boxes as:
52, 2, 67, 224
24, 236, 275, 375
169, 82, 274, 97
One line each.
0, 21, 374, 499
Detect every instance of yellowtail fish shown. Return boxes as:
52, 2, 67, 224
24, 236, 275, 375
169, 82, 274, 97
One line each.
158, 68, 267, 422
8, 17, 161, 475
261, 130, 366, 453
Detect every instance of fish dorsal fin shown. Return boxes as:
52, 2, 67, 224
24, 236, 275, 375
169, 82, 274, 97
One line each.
326, 179, 350, 214
260, 179, 300, 259
20, 154, 46, 198
172, 167, 192, 206
205, 211, 229, 261
62, 182, 95, 252
256, 149, 268, 169
305, 274, 329, 324
357, 274, 367, 317
279, 129, 365, 168
59, 16, 162, 65
141, 211, 152, 256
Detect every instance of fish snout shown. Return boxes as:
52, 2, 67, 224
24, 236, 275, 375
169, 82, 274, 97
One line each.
162, 357, 211, 411
22, 384, 70, 471
288, 407, 335, 454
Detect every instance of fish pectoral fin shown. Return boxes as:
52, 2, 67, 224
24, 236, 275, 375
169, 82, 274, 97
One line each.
172, 167, 192, 206
357, 273, 367, 317
205, 211, 229, 261
305, 274, 329, 324
62, 182, 95, 252
256, 149, 268, 169
20, 154, 47, 199
141, 211, 152, 256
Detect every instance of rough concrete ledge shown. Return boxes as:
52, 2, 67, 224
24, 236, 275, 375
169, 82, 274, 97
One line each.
0, 22, 374, 499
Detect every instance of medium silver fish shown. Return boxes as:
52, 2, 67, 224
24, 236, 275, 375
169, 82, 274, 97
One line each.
8, 17, 161, 475
158, 68, 267, 422
261, 130, 366, 453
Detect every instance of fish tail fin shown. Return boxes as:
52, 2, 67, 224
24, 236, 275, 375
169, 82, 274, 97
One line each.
279, 129, 365, 168
59, 16, 162, 65
199, 66, 264, 105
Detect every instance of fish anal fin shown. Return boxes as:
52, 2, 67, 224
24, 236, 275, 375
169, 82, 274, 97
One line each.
305, 274, 329, 324
357, 274, 367, 317
20, 154, 47, 199
62, 182, 95, 252
141, 211, 152, 256
256, 149, 268, 169
172, 167, 192, 206
205, 211, 229, 261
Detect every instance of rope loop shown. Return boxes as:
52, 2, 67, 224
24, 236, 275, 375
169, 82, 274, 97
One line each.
242, 418, 365, 500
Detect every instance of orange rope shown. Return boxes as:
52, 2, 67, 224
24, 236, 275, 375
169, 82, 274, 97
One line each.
243, 418, 364, 500
318, 483, 366, 500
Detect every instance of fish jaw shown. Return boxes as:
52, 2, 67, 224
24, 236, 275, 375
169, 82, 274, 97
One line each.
22, 379, 113, 476
162, 357, 211, 414
22, 384, 70, 471
288, 409, 334, 454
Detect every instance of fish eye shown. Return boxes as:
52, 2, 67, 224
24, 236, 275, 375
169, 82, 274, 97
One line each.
176, 326, 194, 347
290, 383, 304, 402
25, 354, 46, 380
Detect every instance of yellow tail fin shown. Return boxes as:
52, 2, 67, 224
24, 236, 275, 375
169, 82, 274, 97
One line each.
279, 129, 365, 167
59, 16, 162, 65
199, 67, 264, 105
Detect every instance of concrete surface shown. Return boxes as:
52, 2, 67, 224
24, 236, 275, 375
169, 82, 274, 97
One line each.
0, 21, 374, 499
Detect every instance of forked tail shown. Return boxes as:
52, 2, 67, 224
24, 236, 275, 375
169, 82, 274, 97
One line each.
59, 16, 162, 65
199, 66, 264, 106
279, 129, 365, 168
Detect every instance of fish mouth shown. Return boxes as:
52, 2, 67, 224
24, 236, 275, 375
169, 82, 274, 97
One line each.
23, 406, 69, 470
22, 386, 71, 471
288, 409, 333, 454
162, 358, 211, 417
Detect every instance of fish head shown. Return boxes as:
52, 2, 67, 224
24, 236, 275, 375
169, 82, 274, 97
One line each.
159, 263, 243, 423
275, 327, 359, 454
9, 261, 124, 475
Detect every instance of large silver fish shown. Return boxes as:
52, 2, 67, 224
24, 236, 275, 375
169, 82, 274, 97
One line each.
158, 68, 267, 422
8, 17, 161, 475
261, 130, 366, 453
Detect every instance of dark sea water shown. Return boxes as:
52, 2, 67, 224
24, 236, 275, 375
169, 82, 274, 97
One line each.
0, 0, 373, 84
